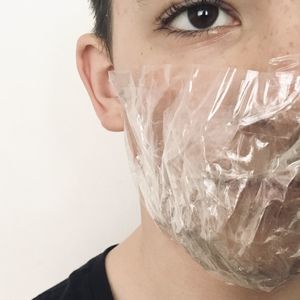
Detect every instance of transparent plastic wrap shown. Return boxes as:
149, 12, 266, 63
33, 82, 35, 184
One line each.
109, 55, 300, 292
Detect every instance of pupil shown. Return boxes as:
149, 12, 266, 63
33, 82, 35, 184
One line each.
187, 4, 219, 29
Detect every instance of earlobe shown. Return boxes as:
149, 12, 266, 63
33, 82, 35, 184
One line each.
76, 33, 124, 132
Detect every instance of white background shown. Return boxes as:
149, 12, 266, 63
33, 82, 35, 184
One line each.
0, 1, 139, 299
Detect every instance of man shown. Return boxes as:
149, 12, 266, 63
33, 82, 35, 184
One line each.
34, 1, 300, 299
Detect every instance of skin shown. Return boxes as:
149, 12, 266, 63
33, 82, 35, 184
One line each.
76, 0, 300, 299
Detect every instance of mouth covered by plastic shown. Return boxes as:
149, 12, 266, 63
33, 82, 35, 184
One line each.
109, 55, 300, 292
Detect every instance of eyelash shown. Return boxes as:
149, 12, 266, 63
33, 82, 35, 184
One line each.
154, 0, 238, 38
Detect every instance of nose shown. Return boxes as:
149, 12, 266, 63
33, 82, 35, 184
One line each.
234, 0, 300, 71
258, 0, 300, 63
266, 2, 300, 59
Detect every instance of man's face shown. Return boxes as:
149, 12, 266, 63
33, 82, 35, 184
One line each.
112, 0, 300, 71
105, 0, 300, 291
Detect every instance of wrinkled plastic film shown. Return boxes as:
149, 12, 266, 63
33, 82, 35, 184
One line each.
109, 55, 300, 292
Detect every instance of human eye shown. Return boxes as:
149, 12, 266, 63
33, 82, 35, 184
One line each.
155, 0, 240, 39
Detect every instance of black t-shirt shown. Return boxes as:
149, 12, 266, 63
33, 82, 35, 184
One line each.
32, 244, 118, 300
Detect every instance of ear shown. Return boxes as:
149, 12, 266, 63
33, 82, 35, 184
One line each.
76, 33, 123, 132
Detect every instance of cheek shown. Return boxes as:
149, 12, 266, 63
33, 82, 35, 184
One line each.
112, 26, 172, 70
112, 0, 158, 69
113, 29, 299, 74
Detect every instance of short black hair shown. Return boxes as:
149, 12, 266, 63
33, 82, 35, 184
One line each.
89, 0, 113, 60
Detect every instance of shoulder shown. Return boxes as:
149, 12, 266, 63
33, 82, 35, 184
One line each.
32, 244, 118, 300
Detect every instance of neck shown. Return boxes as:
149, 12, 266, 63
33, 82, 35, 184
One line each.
139, 202, 300, 300
105, 201, 300, 300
